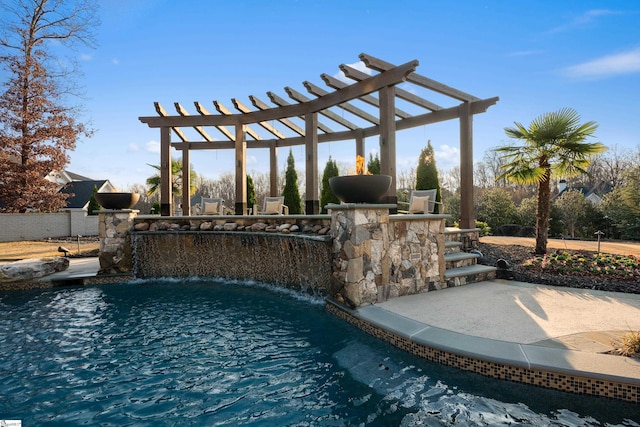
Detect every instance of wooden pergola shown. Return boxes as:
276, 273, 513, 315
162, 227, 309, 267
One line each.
138, 53, 498, 228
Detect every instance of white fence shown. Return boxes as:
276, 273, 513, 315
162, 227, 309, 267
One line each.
0, 211, 98, 242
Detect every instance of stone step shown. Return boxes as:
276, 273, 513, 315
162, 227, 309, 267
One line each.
444, 240, 463, 253
444, 251, 479, 263
444, 251, 480, 270
444, 227, 479, 235
444, 264, 497, 279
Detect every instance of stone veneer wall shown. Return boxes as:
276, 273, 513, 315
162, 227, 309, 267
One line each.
98, 213, 335, 295
98, 208, 452, 304
329, 204, 447, 307
98, 210, 138, 274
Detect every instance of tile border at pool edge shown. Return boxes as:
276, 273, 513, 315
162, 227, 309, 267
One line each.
326, 299, 640, 404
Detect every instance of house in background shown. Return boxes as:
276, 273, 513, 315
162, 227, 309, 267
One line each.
46, 170, 117, 211
556, 179, 612, 205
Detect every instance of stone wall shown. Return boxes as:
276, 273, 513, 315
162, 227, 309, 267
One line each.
132, 232, 334, 296
114, 214, 335, 296
98, 208, 450, 304
329, 204, 446, 306
98, 210, 137, 274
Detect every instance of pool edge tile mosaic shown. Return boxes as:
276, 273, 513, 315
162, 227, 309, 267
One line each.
326, 302, 639, 404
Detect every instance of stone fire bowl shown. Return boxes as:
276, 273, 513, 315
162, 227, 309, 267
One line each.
329, 175, 391, 204
95, 192, 140, 210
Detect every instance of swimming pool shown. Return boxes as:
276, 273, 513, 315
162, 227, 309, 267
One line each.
1, 279, 638, 426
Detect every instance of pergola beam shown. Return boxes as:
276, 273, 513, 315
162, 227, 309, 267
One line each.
174, 102, 213, 142
303, 81, 380, 125
340, 64, 443, 111
250, 95, 305, 136
154, 102, 188, 142
214, 101, 262, 141
282, 87, 358, 131
265, 92, 333, 134
170, 97, 499, 150
139, 60, 419, 128
194, 101, 234, 141
360, 53, 480, 102
232, 98, 286, 139
321, 73, 411, 119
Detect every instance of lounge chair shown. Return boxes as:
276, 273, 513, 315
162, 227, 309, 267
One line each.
198, 197, 226, 215
253, 196, 289, 215
399, 189, 441, 214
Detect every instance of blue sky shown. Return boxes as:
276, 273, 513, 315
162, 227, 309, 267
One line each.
67, 0, 639, 189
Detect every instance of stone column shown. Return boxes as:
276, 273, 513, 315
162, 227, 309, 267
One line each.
98, 210, 138, 274
329, 203, 394, 307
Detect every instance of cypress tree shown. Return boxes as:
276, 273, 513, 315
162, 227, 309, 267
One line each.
282, 149, 303, 214
367, 152, 381, 175
415, 140, 442, 212
320, 156, 340, 213
246, 174, 257, 211
87, 185, 101, 215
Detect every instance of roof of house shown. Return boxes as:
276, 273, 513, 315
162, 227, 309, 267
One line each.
59, 180, 108, 209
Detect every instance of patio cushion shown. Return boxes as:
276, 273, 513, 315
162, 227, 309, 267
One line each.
203, 200, 219, 214
409, 195, 430, 213
264, 199, 282, 214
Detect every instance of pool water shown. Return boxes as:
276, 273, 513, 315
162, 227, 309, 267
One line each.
1, 279, 638, 426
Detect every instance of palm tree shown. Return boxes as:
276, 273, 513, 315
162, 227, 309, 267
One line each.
146, 159, 198, 200
495, 108, 605, 254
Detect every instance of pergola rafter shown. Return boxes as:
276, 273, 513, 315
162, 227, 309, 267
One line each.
139, 53, 498, 226
264, 92, 334, 134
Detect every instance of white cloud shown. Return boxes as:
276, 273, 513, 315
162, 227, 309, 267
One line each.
434, 144, 459, 169
333, 61, 372, 83
507, 50, 544, 57
112, 58, 120, 65
247, 155, 258, 165
127, 143, 140, 152
547, 9, 622, 34
146, 140, 160, 153
564, 47, 640, 79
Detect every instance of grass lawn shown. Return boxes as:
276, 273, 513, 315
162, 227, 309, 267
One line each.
0, 239, 100, 261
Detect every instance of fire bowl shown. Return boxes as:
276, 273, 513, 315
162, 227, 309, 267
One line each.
329, 175, 392, 204
95, 192, 140, 210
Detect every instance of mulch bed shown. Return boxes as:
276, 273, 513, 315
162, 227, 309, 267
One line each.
477, 242, 640, 295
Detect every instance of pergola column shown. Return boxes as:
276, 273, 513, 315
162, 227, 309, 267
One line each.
305, 112, 319, 214
181, 148, 190, 216
459, 101, 474, 229
355, 129, 365, 160
269, 143, 278, 197
379, 85, 397, 207
235, 124, 247, 215
160, 126, 172, 216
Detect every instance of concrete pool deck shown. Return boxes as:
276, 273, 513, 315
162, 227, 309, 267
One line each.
351, 280, 640, 384
15, 257, 640, 401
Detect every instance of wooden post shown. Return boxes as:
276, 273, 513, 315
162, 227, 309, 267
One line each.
160, 126, 172, 216
355, 129, 365, 160
379, 86, 397, 207
270, 143, 278, 197
235, 124, 247, 215
181, 147, 190, 216
305, 112, 319, 214
459, 102, 474, 229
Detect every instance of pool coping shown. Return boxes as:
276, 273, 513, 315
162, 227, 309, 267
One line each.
326, 298, 640, 404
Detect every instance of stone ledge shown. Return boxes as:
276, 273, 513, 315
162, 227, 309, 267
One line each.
326, 203, 396, 210
0, 257, 69, 283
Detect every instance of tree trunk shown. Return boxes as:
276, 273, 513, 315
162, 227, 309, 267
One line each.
535, 167, 552, 255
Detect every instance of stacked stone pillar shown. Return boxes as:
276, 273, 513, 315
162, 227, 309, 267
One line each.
98, 210, 138, 274
329, 203, 445, 307
329, 204, 393, 306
